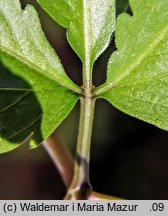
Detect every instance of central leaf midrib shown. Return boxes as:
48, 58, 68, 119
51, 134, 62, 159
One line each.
1, 46, 66, 88
83, 0, 91, 87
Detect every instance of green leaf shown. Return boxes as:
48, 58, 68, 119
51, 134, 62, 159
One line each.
0, 53, 79, 153
100, 0, 168, 130
37, 0, 116, 67
116, 0, 129, 16
0, 0, 79, 153
0, 0, 79, 93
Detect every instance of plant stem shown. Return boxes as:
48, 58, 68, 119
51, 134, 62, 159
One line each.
93, 82, 114, 96
43, 132, 124, 200
42, 133, 73, 188
65, 11, 95, 197
65, 96, 95, 199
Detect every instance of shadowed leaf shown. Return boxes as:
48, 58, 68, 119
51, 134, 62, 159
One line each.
0, 0, 79, 153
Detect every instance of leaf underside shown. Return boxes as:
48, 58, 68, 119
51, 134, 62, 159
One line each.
102, 0, 168, 131
37, 0, 116, 67
0, 0, 79, 153
0, 0, 78, 90
0, 53, 78, 153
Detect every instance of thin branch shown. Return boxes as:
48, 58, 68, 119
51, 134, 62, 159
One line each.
43, 133, 124, 200
42, 133, 74, 188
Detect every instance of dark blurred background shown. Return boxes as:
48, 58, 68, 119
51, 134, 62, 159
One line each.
0, 0, 168, 199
